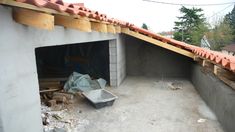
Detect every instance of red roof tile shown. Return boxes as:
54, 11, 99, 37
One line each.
12, 0, 235, 72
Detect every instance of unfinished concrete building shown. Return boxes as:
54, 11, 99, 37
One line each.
0, 1, 235, 132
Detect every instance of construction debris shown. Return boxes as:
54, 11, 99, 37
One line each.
168, 81, 183, 90
41, 104, 89, 132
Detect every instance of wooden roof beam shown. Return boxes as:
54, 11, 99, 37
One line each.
122, 29, 194, 58
55, 15, 91, 32
91, 22, 107, 33
107, 24, 116, 34
12, 8, 54, 30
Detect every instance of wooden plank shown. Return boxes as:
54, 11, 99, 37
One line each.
202, 59, 208, 67
39, 78, 68, 82
107, 24, 116, 34
91, 22, 107, 33
40, 89, 60, 93
55, 15, 91, 32
214, 65, 235, 81
213, 65, 219, 75
122, 30, 194, 58
202, 59, 214, 68
12, 8, 54, 30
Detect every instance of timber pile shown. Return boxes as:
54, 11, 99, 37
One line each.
39, 78, 75, 109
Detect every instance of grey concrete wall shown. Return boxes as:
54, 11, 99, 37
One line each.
109, 34, 126, 87
191, 64, 235, 132
0, 6, 117, 132
125, 35, 192, 78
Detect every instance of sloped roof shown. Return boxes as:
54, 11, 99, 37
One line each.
222, 44, 235, 52
1, 0, 235, 73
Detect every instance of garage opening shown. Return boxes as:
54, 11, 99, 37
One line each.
35, 41, 110, 82
35, 40, 111, 131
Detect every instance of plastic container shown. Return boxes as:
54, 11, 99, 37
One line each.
82, 89, 118, 109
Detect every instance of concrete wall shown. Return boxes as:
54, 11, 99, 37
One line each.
125, 35, 192, 78
191, 64, 235, 132
2, 4, 235, 132
0, 6, 118, 132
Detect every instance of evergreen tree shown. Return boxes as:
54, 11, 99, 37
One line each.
173, 6, 208, 45
142, 23, 148, 30
224, 5, 235, 39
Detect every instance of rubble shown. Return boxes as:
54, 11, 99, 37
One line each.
41, 104, 89, 132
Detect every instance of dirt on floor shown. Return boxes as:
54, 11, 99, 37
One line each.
42, 76, 224, 132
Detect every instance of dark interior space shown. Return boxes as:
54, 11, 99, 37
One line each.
35, 41, 110, 82
125, 35, 192, 78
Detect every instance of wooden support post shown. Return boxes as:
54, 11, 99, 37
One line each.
107, 24, 116, 34
193, 56, 203, 65
12, 8, 54, 30
91, 22, 107, 33
213, 65, 219, 75
202, 59, 213, 68
193, 55, 201, 62
55, 15, 91, 32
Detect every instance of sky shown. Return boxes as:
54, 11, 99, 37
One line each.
64, 0, 235, 33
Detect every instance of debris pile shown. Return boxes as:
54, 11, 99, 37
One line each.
38, 72, 117, 131
41, 105, 89, 132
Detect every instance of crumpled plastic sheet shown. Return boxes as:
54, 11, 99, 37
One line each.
64, 72, 106, 93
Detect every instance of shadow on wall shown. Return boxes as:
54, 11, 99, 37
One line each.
35, 41, 110, 82
125, 35, 192, 78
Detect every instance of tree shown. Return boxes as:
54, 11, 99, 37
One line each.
224, 5, 235, 39
173, 6, 208, 45
142, 23, 149, 30
206, 18, 234, 50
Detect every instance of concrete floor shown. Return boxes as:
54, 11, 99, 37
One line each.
70, 76, 224, 132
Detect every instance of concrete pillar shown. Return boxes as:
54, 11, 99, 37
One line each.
109, 35, 126, 87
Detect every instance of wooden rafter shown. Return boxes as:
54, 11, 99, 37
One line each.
91, 22, 107, 33
55, 15, 91, 32
12, 8, 54, 30
122, 29, 194, 58
107, 24, 116, 34
115, 26, 121, 33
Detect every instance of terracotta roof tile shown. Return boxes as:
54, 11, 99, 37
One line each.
13, 0, 235, 72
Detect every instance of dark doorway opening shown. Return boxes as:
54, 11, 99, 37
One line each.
35, 41, 110, 82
